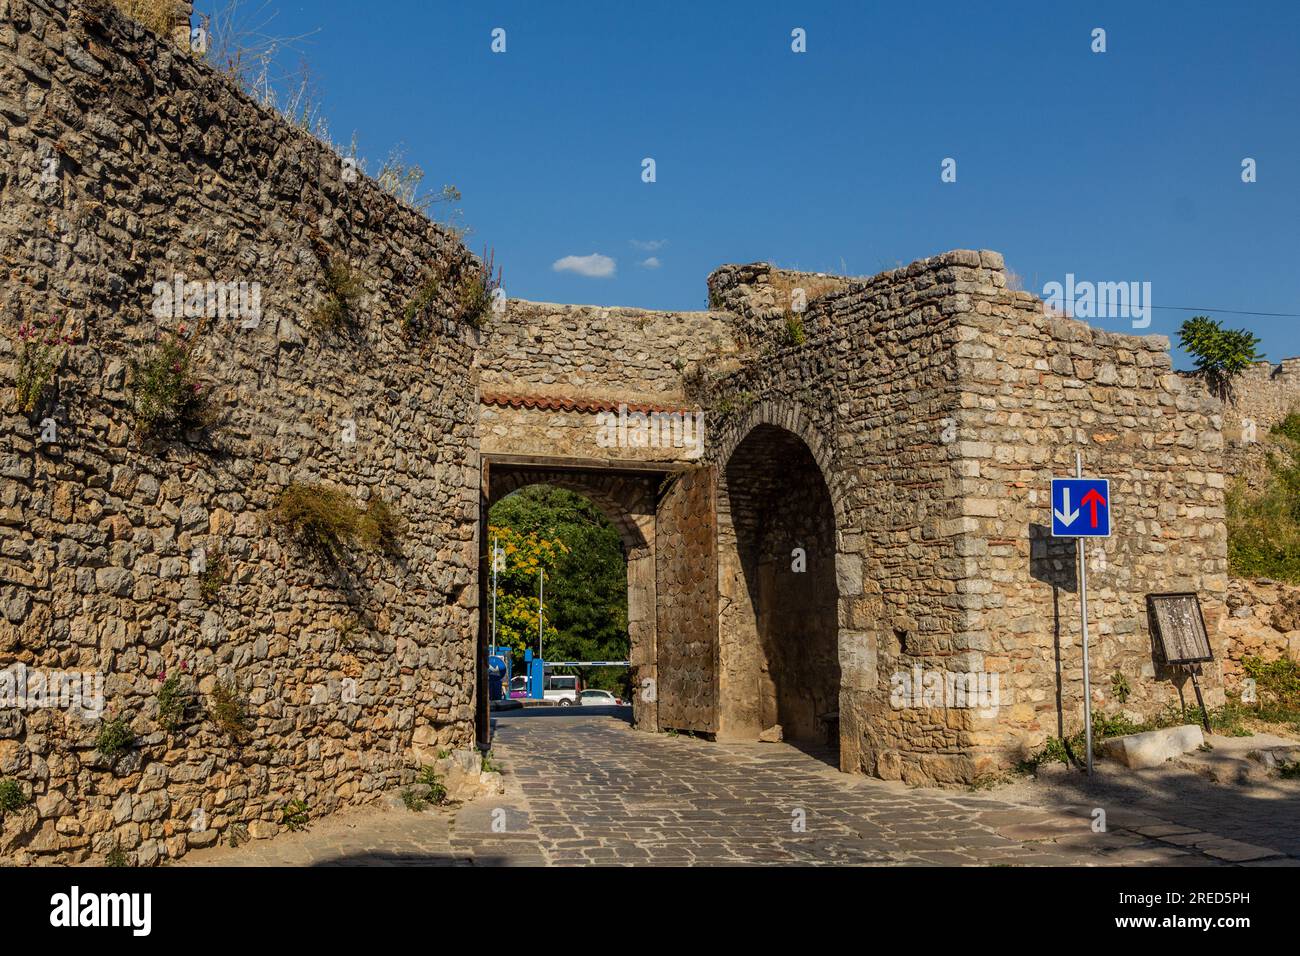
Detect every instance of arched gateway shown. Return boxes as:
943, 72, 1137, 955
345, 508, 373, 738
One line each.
476, 252, 1228, 786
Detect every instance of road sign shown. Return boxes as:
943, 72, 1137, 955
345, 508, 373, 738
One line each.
1050, 478, 1111, 537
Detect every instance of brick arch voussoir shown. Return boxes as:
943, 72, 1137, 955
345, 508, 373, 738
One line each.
488, 469, 649, 552
711, 399, 846, 531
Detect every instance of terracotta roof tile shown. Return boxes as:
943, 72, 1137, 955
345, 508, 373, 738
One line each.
479, 392, 694, 415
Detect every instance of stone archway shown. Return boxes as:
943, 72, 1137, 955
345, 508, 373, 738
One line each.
715, 420, 842, 759
485, 464, 660, 730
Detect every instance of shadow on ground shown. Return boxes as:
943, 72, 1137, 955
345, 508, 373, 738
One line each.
309, 853, 519, 866
1023, 759, 1300, 858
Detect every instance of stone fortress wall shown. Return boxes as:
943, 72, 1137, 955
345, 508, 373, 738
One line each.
697, 256, 1226, 782
1191, 359, 1300, 478
0, 0, 481, 864
0, 0, 1293, 863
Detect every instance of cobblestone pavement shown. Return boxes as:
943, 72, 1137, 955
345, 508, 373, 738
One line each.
181, 711, 1299, 867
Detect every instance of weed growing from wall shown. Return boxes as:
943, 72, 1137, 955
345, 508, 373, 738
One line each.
0, 779, 28, 814
281, 798, 310, 831
273, 483, 403, 561
127, 326, 208, 438
210, 679, 250, 742
13, 315, 72, 414
94, 714, 135, 762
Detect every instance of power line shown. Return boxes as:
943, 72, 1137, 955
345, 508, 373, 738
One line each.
1148, 306, 1300, 318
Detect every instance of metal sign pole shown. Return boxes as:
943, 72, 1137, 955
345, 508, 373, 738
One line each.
1076, 451, 1094, 775
538, 568, 544, 659
490, 538, 499, 651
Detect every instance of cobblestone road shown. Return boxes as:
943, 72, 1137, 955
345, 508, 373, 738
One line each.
181, 710, 1298, 867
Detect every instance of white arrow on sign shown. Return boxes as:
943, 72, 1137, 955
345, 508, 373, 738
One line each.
1054, 487, 1079, 527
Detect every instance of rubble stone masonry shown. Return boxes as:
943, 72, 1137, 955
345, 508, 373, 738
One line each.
0, 0, 481, 864
0, 0, 1289, 865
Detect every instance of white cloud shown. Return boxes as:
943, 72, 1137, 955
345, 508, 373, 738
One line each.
638, 256, 661, 269
630, 239, 667, 251
552, 253, 616, 278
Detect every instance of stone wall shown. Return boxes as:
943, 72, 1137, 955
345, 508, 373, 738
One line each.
953, 272, 1227, 774
704, 254, 973, 782
1220, 578, 1300, 692
1220, 359, 1300, 439
1179, 359, 1300, 480
704, 251, 1228, 783
654, 466, 717, 734
478, 300, 739, 406
0, 0, 481, 864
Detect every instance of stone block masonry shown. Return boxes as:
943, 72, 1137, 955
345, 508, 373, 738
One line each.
701, 252, 1226, 784
1181, 359, 1300, 481
0, 0, 1260, 867
0, 0, 482, 863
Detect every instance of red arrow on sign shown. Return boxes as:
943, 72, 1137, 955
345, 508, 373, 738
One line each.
1081, 488, 1107, 528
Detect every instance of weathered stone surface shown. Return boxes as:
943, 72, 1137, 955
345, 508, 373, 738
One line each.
0, 0, 479, 866
0, 0, 1269, 869
1102, 725, 1205, 769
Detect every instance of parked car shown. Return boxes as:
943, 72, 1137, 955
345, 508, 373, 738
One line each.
508, 675, 529, 699
579, 689, 623, 706
543, 673, 581, 705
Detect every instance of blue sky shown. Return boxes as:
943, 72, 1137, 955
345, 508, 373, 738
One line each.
195, 1, 1300, 366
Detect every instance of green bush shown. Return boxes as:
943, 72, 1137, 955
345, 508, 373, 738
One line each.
281, 798, 310, 831
156, 674, 188, 732
14, 315, 72, 414
127, 329, 208, 438
0, 779, 28, 814
1178, 315, 1262, 400
95, 715, 135, 761
416, 766, 448, 805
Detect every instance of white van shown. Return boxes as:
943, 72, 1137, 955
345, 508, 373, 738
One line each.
543, 673, 580, 706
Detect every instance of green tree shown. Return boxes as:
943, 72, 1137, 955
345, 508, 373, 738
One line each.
1178, 315, 1262, 400
487, 523, 567, 654
488, 486, 630, 695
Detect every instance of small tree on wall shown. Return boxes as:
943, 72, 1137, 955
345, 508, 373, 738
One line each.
1178, 315, 1263, 400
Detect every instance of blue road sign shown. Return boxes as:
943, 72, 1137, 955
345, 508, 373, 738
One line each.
1051, 478, 1111, 537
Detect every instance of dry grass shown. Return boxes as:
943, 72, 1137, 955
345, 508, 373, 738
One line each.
763, 270, 851, 313
273, 483, 403, 561
111, 0, 186, 36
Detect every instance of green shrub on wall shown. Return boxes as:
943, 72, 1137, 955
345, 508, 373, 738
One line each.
0, 779, 28, 814
13, 315, 72, 414
94, 715, 135, 762
273, 483, 403, 561
127, 327, 208, 438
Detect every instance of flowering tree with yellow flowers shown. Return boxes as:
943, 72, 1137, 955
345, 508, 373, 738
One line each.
487, 524, 569, 655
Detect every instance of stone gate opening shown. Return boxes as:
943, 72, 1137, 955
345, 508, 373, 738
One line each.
717, 425, 841, 757
483, 463, 662, 734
